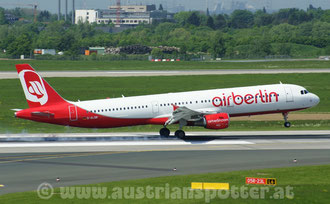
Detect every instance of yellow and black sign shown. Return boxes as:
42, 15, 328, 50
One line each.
266, 178, 277, 185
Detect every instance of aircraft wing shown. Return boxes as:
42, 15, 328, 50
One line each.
165, 106, 217, 126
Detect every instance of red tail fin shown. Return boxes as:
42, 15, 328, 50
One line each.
16, 64, 66, 108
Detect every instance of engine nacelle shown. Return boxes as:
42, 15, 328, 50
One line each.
190, 113, 230, 129
204, 113, 230, 129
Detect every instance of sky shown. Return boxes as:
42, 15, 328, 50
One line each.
0, 0, 329, 13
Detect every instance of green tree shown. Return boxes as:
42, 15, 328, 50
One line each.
187, 12, 201, 26
254, 10, 273, 26
174, 12, 191, 26
251, 37, 272, 57
321, 10, 330, 23
278, 43, 292, 55
210, 31, 226, 58
7, 34, 32, 56
0, 8, 7, 25
37, 10, 51, 22
214, 14, 227, 29
230, 10, 254, 29
206, 16, 214, 29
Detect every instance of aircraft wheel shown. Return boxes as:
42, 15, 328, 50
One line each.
160, 128, 170, 137
175, 130, 186, 139
284, 122, 291, 128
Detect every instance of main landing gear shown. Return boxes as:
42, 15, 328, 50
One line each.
160, 120, 187, 139
159, 127, 170, 137
175, 130, 185, 139
282, 112, 291, 128
159, 127, 186, 139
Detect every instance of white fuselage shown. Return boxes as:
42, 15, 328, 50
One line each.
72, 84, 319, 120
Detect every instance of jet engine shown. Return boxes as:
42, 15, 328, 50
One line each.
191, 113, 230, 129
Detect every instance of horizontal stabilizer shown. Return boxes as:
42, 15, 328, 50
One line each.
11, 109, 22, 112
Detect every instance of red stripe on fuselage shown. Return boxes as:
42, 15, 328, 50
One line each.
15, 101, 169, 128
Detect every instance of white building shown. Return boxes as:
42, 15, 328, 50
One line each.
75, 5, 167, 26
75, 10, 99, 24
109, 5, 149, 13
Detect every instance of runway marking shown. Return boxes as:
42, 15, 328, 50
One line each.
0, 151, 126, 160
106, 71, 180, 74
0, 152, 127, 164
0, 140, 254, 148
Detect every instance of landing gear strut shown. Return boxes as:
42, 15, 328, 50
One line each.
282, 112, 291, 128
159, 127, 170, 137
175, 119, 187, 139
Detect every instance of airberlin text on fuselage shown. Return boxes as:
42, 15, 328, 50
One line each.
212, 90, 279, 107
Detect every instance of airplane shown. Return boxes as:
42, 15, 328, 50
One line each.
14, 64, 320, 139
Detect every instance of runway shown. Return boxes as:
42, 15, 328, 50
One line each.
1, 131, 330, 195
1, 69, 330, 79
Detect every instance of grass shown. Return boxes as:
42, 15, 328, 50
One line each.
0, 59, 329, 71
1, 164, 330, 203
0, 73, 329, 133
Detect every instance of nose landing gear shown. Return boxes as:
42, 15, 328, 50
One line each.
282, 112, 291, 128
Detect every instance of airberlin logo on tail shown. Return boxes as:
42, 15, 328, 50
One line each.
18, 70, 48, 105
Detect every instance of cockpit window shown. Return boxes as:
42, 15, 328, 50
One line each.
301, 90, 309, 95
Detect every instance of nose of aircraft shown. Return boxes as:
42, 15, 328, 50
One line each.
310, 93, 320, 106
